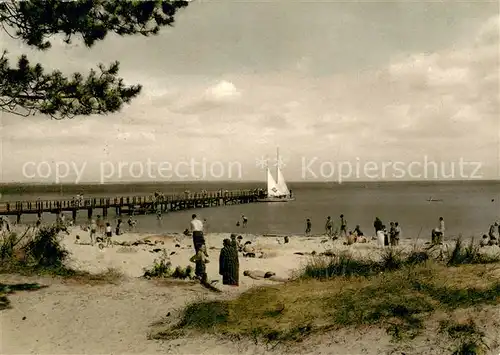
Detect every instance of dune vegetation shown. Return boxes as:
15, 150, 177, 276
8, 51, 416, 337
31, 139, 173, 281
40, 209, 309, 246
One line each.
152, 241, 500, 354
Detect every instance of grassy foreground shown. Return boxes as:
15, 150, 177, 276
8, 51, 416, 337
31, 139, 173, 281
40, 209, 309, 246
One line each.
153, 243, 500, 353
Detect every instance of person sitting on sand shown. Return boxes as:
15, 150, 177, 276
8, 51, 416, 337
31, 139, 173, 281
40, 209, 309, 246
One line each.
489, 234, 499, 246
243, 241, 256, 257
89, 219, 97, 245
346, 231, 356, 245
190, 244, 209, 283
105, 223, 113, 247
480, 234, 489, 247
353, 225, 363, 237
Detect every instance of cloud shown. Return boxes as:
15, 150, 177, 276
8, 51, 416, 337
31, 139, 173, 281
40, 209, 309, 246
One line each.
205, 80, 241, 101
0, 12, 498, 181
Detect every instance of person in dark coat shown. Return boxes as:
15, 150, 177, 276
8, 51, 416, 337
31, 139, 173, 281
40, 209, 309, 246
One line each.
219, 238, 239, 286
374, 217, 383, 234
230, 234, 240, 284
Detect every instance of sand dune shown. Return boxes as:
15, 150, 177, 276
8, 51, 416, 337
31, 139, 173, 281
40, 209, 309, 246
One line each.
2, 226, 500, 354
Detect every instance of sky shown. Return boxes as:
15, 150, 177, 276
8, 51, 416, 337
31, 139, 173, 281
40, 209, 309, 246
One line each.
0, 0, 499, 183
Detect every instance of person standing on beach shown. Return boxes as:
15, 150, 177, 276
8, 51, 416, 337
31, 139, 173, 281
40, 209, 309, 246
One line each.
190, 214, 205, 254
96, 215, 103, 233
127, 216, 136, 231
377, 226, 386, 247
219, 238, 239, 286
389, 222, 396, 246
305, 219, 312, 235
488, 222, 498, 239
325, 216, 333, 236
438, 217, 445, 237
105, 222, 112, 247
374, 217, 383, 235
115, 219, 122, 236
89, 219, 97, 245
230, 233, 240, 285
339, 215, 347, 237
156, 205, 162, 220
35, 215, 42, 229
242, 215, 248, 228
394, 222, 401, 246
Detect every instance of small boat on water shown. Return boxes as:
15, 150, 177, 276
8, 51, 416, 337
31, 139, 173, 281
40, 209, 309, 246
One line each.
257, 147, 295, 203
426, 197, 443, 202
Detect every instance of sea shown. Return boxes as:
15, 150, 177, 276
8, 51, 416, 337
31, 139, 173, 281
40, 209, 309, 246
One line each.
1, 181, 499, 239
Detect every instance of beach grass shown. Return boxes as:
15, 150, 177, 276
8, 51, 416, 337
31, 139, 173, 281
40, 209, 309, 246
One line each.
152, 243, 500, 346
0, 226, 123, 284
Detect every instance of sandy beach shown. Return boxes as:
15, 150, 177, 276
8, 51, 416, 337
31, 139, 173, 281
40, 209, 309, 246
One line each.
2, 225, 500, 354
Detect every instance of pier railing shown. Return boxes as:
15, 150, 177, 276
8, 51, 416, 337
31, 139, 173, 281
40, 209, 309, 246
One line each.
0, 189, 261, 214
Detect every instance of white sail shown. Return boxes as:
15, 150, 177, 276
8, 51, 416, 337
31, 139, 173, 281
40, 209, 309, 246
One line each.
267, 168, 281, 197
276, 167, 290, 196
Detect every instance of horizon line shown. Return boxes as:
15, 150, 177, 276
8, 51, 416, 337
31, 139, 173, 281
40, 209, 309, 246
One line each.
1, 179, 499, 186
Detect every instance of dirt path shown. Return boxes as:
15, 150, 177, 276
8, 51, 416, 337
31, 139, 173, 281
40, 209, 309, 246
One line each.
2, 275, 499, 355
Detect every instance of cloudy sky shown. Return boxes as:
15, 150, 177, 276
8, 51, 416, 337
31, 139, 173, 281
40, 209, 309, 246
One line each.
0, 0, 499, 183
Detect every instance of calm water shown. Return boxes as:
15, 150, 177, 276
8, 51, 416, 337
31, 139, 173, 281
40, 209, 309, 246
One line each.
1, 181, 499, 238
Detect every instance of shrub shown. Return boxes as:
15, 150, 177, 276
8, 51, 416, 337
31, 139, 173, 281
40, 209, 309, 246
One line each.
143, 250, 194, 280
301, 253, 379, 279
447, 238, 500, 266
23, 226, 69, 268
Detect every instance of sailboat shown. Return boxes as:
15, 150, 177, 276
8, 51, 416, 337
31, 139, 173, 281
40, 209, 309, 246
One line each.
257, 148, 295, 202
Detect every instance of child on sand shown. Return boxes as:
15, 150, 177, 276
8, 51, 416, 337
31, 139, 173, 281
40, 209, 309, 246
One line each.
190, 244, 209, 283
105, 223, 112, 247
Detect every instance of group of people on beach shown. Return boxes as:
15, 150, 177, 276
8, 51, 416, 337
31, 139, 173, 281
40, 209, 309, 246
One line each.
481, 222, 500, 247
188, 214, 240, 286
303, 215, 452, 247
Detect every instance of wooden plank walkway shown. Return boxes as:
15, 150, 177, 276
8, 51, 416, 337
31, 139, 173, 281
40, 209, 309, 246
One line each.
0, 189, 264, 223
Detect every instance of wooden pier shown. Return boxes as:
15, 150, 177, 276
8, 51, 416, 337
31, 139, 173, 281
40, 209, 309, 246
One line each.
0, 189, 263, 223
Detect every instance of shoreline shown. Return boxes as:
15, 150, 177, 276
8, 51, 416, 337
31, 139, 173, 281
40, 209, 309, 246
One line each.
6, 224, 497, 281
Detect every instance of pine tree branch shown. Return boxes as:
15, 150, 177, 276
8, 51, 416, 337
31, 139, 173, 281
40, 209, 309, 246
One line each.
0, 0, 189, 118
0, 51, 141, 119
